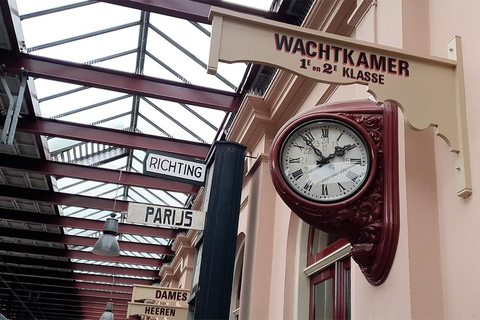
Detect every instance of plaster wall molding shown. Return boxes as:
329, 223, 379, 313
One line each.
242, 153, 269, 188
227, 0, 360, 154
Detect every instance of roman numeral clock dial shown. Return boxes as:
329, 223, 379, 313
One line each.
279, 119, 371, 203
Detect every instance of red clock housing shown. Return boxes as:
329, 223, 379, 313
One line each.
269, 100, 399, 286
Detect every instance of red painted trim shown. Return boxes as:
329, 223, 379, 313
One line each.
0, 153, 199, 194
0, 50, 239, 112
309, 265, 335, 319
307, 234, 349, 266
0, 208, 178, 238
9, 115, 211, 159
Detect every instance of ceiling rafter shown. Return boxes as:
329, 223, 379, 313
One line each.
0, 208, 177, 239
0, 50, 240, 112
0, 242, 164, 267
0, 226, 173, 255
95, 0, 293, 24
0, 154, 199, 194
4, 115, 211, 158
0, 266, 154, 286
0, 255, 159, 278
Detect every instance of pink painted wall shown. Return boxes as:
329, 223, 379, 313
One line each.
429, 1, 480, 317
230, 0, 480, 319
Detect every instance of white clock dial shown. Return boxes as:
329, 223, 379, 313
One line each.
280, 119, 371, 203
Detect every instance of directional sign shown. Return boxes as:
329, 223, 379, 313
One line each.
127, 203, 206, 230
132, 285, 190, 305
143, 150, 206, 185
127, 302, 188, 319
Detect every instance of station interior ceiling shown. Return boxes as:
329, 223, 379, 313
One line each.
0, 0, 312, 319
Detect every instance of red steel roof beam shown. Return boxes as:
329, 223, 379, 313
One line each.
0, 153, 200, 194
0, 208, 177, 239
0, 226, 174, 255
0, 285, 132, 301
0, 254, 160, 278
0, 242, 164, 267
96, 0, 287, 24
0, 51, 239, 112
8, 116, 211, 159
0, 265, 155, 286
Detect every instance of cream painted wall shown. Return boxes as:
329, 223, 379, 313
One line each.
429, 1, 480, 318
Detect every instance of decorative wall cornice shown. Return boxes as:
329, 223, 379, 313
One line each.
226, 0, 360, 154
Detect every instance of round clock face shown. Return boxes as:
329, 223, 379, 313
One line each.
280, 119, 371, 203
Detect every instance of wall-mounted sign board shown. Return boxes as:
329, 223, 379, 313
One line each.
143, 150, 206, 186
132, 285, 190, 305
127, 302, 188, 319
207, 7, 471, 198
127, 203, 205, 230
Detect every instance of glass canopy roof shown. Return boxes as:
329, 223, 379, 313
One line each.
11, 0, 272, 280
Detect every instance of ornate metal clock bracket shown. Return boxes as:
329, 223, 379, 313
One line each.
367, 36, 471, 198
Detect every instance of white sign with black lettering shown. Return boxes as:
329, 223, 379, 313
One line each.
143, 150, 206, 185
127, 203, 205, 230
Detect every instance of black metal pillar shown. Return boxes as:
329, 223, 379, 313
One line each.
193, 141, 246, 320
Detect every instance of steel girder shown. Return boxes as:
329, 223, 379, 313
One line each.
0, 265, 154, 286
4, 115, 211, 159
0, 242, 163, 267
0, 255, 159, 278
0, 153, 200, 194
0, 50, 240, 112
96, 0, 291, 24
0, 226, 173, 255
0, 208, 177, 239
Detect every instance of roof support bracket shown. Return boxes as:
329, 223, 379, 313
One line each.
1, 67, 27, 145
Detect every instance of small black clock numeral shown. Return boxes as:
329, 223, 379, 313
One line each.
338, 182, 346, 192
336, 132, 344, 141
304, 179, 314, 191
292, 169, 304, 180
321, 184, 329, 195
321, 129, 329, 138
350, 158, 362, 165
289, 157, 300, 163
304, 131, 315, 141
346, 170, 359, 182
293, 142, 304, 150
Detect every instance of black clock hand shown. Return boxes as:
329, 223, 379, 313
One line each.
317, 144, 356, 166
300, 134, 325, 159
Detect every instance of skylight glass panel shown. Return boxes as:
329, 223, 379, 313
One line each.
39, 87, 127, 118
93, 52, 138, 74
97, 157, 128, 171
19, 2, 138, 49
34, 79, 83, 101
47, 137, 82, 154
26, 25, 140, 66
138, 99, 202, 142
143, 55, 187, 83
131, 156, 144, 173
130, 186, 167, 205
150, 14, 210, 65
146, 29, 235, 91
16, 0, 89, 16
